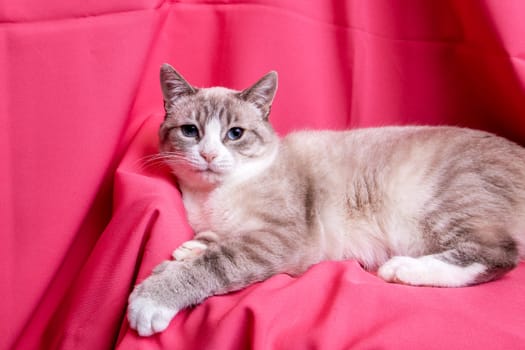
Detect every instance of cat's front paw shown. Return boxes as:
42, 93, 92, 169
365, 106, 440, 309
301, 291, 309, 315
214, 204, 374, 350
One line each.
172, 240, 208, 261
128, 287, 179, 336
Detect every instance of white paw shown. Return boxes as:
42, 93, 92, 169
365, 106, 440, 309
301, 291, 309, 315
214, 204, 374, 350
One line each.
377, 256, 428, 286
378, 255, 487, 287
172, 240, 208, 261
128, 293, 178, 336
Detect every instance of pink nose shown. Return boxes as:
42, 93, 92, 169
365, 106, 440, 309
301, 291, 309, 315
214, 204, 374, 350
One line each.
200, 151, 217, 163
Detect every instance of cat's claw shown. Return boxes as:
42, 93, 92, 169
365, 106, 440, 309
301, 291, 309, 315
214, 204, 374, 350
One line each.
172, 240, 208, 261
128, 291, 178, 336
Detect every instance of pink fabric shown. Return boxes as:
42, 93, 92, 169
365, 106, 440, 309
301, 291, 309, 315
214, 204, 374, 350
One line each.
3, 1, 525, 349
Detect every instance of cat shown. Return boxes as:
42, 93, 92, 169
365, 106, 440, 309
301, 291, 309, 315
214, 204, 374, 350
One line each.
128, 63, 525, 336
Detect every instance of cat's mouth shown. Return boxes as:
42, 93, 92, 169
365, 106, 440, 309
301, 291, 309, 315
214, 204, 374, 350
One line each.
196, 168, 217, 174
192, 166, 227, 185
195, 165, 223, 175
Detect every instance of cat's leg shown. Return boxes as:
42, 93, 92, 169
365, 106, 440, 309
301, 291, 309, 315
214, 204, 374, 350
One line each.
172, 231, 218, 261
378, 240, 518, 287
129, 229, 312, 336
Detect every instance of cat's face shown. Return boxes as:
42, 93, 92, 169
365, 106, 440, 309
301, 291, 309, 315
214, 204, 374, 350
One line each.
159, 64, 279, 189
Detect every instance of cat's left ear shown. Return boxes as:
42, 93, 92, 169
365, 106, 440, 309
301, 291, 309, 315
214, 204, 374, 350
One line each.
239, 71, 278, 119
160, 64, 196, 109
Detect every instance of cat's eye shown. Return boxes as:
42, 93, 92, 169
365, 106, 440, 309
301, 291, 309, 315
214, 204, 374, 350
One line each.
227, 127, 244, 141
180, 124, 199, 138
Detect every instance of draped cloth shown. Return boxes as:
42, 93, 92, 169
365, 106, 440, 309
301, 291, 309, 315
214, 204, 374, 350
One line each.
2, 1, 525, 348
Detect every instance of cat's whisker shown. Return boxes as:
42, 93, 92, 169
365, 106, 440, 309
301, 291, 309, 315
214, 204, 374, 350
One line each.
213, 160, 233, 167
137, 153, 190, 171
132, 154, 163, 171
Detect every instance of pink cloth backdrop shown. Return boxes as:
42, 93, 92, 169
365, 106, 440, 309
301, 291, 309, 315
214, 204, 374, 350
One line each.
2, 1, 525, 349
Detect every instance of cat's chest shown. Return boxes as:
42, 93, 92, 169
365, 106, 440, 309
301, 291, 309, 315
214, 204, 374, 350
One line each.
181, 187, 250, 235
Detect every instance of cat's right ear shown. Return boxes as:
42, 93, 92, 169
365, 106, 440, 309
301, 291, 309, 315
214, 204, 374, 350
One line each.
160, 64, 196, 109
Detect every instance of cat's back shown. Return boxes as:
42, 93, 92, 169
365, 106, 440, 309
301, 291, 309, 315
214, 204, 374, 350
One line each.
281, 126, 525, 214
282, 125, 525, 166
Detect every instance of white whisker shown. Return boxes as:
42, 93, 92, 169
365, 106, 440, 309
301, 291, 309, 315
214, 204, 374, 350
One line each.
136, 152, 191, 171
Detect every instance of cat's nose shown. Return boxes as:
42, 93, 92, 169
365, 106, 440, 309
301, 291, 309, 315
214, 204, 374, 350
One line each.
200, 151, 217, 163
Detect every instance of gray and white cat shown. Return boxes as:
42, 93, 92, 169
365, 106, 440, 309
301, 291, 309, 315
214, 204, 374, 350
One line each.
128, 63, 525, 336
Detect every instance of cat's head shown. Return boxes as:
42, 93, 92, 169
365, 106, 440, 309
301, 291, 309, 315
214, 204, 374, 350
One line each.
159, 64, 279, 190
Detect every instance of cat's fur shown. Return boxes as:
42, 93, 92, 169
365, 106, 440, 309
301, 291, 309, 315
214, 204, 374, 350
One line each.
128, 64, 525, 336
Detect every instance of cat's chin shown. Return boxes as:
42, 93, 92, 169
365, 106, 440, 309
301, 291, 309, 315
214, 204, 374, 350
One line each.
169, 167, 221, 191
181, 169, 227, 190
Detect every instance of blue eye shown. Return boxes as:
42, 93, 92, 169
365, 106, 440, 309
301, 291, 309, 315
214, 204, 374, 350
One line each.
227, 127, 244, 141
181, 124, 199, 138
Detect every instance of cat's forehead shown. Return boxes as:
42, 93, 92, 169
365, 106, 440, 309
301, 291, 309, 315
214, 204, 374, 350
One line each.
166, 86, 260, 124
193, 87, 243, 111
200, 86, 238, 98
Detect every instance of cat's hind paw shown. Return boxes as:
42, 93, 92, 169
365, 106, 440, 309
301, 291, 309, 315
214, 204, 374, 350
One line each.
128, 292, 178, 336
377, 255, 486, 287
377, 256, 423, 285
172, 240, 208, 261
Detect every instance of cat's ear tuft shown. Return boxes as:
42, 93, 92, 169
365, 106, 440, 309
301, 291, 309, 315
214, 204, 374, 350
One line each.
160, 64, 196, 108
239, 71, 278, 118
